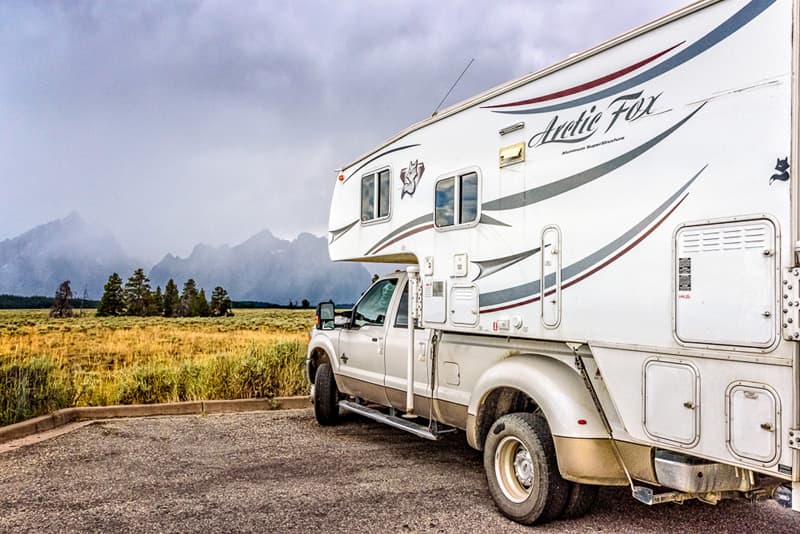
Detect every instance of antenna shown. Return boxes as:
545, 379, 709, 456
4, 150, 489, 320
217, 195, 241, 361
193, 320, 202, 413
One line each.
432, 58, 475, 117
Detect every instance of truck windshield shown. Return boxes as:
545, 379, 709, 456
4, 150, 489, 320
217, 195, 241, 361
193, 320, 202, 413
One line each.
352, 278, 398, 327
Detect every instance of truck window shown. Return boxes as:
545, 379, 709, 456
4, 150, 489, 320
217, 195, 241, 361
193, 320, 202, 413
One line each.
435, 171, 479, 228
361, 168, 391, 222
394, 283, 422, 329
352, 278, 398, 327
395, 283, 409, 327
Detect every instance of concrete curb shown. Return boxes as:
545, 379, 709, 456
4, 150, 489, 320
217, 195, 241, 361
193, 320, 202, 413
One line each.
0, 396, 311, 445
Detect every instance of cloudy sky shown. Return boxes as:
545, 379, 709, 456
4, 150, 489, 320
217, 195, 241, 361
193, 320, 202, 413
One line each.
0, 0, 686, 263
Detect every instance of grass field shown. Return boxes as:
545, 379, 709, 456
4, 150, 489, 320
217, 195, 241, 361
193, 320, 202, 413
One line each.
0, 309, 315, 426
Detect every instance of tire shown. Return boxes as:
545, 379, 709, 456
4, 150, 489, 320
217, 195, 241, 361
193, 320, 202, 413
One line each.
313, 362, 340, 426
483, 413, 570, 525
560, 482, 598, 519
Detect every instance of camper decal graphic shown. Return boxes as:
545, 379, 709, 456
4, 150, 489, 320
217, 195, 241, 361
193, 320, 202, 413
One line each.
472, 246, 546, 282
482, 102, 706, 212
479, 165, 708, 312
527, 90, 661, 150
769, 158, 790, 184
329, 219, 359, 244
344, 144, 420, 182
483, 43, 683, 111
400, 160, 425, 198
483, 0, 775, 116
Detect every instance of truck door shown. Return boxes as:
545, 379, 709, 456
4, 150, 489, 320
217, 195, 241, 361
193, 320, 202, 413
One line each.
383, 280, 431, 412
336, 277, 397, 405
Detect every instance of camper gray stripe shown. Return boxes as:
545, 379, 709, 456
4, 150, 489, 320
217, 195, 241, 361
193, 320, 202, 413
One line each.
492, 0, 775, 115
473, 247, 543, 282
345, 144, 420, 181
479, 165, 707, 308
482, 102, 705, 212
367, 213, 508, 256
329, 219, 359, 244
478, 214, 511, 227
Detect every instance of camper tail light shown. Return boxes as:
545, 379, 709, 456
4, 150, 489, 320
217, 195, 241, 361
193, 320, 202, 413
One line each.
338, 173, 344, 182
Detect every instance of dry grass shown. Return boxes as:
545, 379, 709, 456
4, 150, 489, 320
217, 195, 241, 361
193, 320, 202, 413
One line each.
0, 309, 314, 425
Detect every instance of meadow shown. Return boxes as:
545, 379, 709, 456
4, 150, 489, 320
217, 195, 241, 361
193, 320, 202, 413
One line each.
0, 309, 315, 426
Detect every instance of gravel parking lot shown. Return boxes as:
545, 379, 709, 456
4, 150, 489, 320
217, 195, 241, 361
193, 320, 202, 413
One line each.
1, 408, 798, 533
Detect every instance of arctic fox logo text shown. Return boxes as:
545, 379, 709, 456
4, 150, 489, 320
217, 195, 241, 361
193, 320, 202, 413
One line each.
528, 91, 662, 149
400, 160, 425, 198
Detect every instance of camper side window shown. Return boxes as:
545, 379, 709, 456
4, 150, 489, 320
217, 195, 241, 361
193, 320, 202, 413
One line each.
361, 169, 391, 223
435, 171, 479, 228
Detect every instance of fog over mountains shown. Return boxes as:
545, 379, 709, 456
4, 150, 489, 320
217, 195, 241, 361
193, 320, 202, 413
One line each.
149, 230, 370, 305
0, 213, 371, 304
0, 212, 135, 299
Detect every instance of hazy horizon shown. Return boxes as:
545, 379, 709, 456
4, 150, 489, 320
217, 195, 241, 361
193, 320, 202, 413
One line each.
0, 0, 686, 263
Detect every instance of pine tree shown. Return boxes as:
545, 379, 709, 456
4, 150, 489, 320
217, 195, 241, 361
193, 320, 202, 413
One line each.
210, 286, 232, 317
96, 273, 125, 316
178, 279, 199, 317
163, 279, 179, 318
150, 286, 164, 316
195, 288, 210, 317
50, 280, 74, 318
124, 268, 152, 316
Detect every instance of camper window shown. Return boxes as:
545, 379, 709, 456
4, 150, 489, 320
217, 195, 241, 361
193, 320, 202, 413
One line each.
435, 171, 479, 228
361, 168, 391, 223
435, 177, 455, 226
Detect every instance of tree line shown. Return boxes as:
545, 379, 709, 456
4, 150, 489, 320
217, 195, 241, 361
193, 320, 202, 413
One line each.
96, 269, 233, 317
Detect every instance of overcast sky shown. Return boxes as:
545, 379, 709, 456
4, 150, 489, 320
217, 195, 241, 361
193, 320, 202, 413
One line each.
0, 0, 687, 263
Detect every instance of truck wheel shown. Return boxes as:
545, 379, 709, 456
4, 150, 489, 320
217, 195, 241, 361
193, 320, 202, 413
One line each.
484, 413, 569, 525
560, 482, 598, 519
313, 362, 340, 426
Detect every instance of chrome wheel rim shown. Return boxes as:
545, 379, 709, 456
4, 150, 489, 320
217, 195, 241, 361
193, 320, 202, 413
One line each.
494, 436, 533, 503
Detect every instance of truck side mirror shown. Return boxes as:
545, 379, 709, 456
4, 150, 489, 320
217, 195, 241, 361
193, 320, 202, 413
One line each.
316, 301, 335, 330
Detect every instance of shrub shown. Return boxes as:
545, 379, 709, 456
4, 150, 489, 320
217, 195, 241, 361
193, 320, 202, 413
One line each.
116, 365, 178, 405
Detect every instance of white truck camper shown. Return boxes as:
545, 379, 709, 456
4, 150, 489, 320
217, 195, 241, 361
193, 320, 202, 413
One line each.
306, 0, 800, 524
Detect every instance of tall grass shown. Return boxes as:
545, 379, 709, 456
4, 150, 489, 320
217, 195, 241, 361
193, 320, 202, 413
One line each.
0, 358, 74, 425
115, 340, 307, 405
0, 309, 313, 426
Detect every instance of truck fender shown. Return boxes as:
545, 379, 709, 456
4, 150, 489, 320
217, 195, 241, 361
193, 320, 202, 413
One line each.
306, 334, 339, 384
467, 354, 609, 448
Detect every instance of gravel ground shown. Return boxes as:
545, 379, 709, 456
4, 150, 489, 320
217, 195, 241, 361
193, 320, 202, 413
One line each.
0, 409, 798, 533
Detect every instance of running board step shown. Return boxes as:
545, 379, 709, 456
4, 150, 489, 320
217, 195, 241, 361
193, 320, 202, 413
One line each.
339, 400, 442, 441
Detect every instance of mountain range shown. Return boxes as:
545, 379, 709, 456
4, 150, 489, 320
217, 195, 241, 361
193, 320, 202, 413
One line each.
0, 213, 371, 304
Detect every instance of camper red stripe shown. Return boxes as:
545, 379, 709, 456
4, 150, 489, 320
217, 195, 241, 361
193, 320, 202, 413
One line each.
484, 42, 684, 109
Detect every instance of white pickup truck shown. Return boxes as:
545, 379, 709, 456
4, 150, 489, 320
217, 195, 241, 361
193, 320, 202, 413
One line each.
306, 270, 786, 524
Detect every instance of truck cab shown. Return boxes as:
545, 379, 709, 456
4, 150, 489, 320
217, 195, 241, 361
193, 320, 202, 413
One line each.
307, 272, 430, 415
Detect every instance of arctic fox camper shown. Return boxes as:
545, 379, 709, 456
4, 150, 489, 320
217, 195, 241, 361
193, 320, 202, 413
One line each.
306, 0, 800, 524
